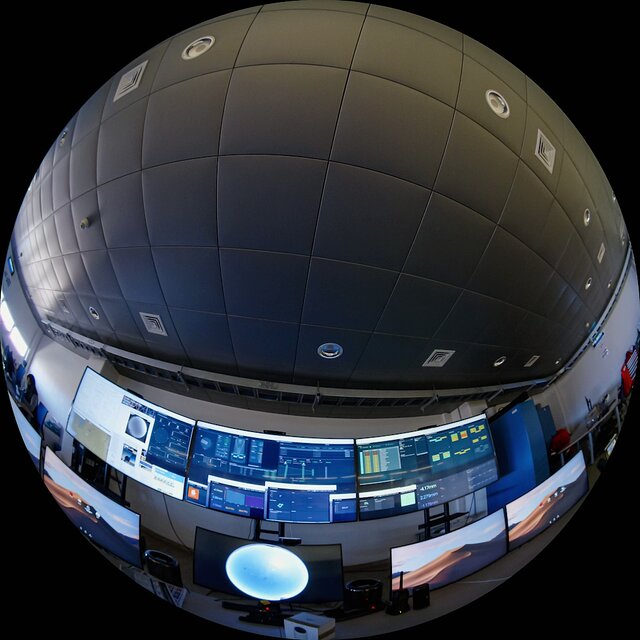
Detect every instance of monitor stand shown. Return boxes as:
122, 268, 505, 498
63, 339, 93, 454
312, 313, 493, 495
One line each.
222, 600, 287, 626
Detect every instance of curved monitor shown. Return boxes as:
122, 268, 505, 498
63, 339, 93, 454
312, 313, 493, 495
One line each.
357, 414, 498, 519
391, 509, 507, 591
43, 448, 142, 567
506, 451, 588, 550
185, 422, 356, 522
66, 367, 195, 499
193, 527, 344, 603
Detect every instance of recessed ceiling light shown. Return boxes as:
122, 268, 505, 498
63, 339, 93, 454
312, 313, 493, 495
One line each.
555, 358, 561, 366
607, 280, 613, 288
88, 306, 100, 320
485, 90, 510, 118
317, 343, 343, 359
612, 192, 617, 203
493, 356, 507, 367
585, 277, 592, 291
59, 129, 68, 146
585, 322, 591, 329
583, 208, 591, 227
182, 36, 215, 60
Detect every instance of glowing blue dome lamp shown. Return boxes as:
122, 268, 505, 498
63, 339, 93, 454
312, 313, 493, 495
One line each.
225, 544, 310, 626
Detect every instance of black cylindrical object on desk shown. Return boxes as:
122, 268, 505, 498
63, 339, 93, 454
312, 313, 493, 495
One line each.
344, 578, 383, 611
144, 549, 183, 587
413, 582, 431, 609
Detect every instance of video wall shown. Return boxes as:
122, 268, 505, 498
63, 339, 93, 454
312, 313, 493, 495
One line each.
66, 367, 195, 499
60, 367, 500, 523
356, 417, 499, 520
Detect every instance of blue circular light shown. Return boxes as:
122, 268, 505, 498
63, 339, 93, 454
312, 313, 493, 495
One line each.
225, 544, 309, 601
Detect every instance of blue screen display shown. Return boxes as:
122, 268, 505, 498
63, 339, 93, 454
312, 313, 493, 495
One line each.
357, 415, 498, 519
186, 423, 356, 522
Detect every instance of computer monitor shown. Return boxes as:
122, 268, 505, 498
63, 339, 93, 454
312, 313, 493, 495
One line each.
356, 414, 498, 520
506, 451, 588, 550
193, 527, 344, 603
66, 367, 195, 499
43, 448, 142, 567
390, 509, 507, 591
185, 422, 356, 522
10, 393, 41, 470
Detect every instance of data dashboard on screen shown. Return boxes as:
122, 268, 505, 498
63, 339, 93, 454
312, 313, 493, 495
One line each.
185, 422, 357, 523
356, 414, 498, 519
66, 367, 195, 499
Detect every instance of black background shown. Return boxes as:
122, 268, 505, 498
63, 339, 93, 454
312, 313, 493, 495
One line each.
1, 2, 635, 636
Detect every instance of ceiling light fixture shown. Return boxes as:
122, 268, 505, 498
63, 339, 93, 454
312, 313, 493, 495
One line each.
555, 358, 561, 366
485, 90, 510, 118
493, 356, 507, 367
182, 36, 215, 60
88, 306, 100, 320
607, 280, 613, 289
317, 343, 343, 359
583, 208, 591, 227
585, 277, 592, 291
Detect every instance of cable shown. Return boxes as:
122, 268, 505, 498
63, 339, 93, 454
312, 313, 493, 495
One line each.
162, 494, 190, 550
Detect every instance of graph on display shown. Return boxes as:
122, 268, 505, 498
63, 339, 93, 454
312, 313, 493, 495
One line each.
185, 422, 357, 522
66, 367, 195, 499
356, 415, 498, 519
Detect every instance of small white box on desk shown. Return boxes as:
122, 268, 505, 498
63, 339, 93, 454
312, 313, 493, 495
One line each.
284, 612, 336, 640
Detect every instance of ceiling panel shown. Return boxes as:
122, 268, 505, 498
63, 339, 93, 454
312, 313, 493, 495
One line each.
97, 99, 147, 185
72, 83, 109, 147
302, 258, 397, 331
153, 247, 225, 314
220, 249, 309, 322
353, 17, 461, 106
71, 191, 106, 252
99, 297, 144, 339
98, 173, 148, 248
143, 158, 218, 247
331, 71, 453, 188
143, 71, 230, 168
435, 112, 519, 222
219, 64, 347, 158
293, 324, 371, 386
469, 227, 554, 311
218, 155, 325, 254
81, 250, 123, 300
313, 163, 429, 270
237, 9, 363, 67
377, 274, 460, 339
170, 308, 237, 373
404, 193, 495, 287
228, 316, 298, 379
109, 247, 165, 305
53, 205, 79, 255
69, 129, 98, 200
52, 154, 70, 212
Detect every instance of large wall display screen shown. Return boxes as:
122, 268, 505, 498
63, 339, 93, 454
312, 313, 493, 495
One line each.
186, 422, 356, 523
356, 414, 498, 520
193, 527, 343, 603
506, 451, 588, 550
391, 509, 507, 591
66, 367, 195, 499
43, 448, 142, 567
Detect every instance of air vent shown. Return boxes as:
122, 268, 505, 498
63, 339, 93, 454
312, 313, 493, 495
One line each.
597, 243, 606, 264
534, 129, 556, 174
422, 349, 455, 368
114, 61, 148, 102
524, 355, 540, 368
139, 312, 167, 336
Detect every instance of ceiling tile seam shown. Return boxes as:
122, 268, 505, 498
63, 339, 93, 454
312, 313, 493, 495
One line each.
213, 6, 265, 374
263, 6, 369, 17
148, 66, 237, 102
291, 4, 370, 381
373, 14, 463, 52
170, 7, 262, 40
346, 47, 464, 384
430, 137, 521, 344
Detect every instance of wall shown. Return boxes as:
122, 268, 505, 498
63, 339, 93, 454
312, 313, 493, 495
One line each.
1, 245, 43, 368
533, 259, 640, 431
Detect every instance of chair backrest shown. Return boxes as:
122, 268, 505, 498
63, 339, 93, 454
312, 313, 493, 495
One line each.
36, 403, 48, 429
15, 364, 25, 387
